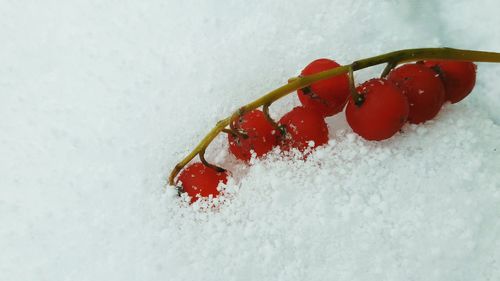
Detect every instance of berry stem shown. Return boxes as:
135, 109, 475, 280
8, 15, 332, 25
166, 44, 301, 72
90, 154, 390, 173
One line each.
380, 61, 398, 78
348, 66, 365, 106
263, 103, 282, 134
222, 128, 236, 135
199, 149, 226, 173
168, 47, 500, 186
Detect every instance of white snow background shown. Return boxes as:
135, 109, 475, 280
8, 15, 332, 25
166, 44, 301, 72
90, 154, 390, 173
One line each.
1, 1, 499, 280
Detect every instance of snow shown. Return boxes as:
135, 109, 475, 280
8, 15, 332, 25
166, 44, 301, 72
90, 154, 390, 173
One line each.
1, 1, 499, 280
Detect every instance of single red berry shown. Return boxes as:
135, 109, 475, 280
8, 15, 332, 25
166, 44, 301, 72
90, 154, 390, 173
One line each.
297, 58, 350, 117
345, 78, 409, 141
176, 163, 229, 203
423, 61, 476, 103
387, 63, 446, 124
228, 109, 279, 162
278, 106, 329, 152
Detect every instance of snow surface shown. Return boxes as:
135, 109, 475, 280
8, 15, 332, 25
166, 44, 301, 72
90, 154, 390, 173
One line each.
1, 1, 500, 280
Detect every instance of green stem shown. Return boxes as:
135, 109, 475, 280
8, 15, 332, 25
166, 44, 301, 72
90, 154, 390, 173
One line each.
199, 149, 225, 173
168, 47, 500, 186
262, 103, 281, 133
381, 61, 398, 78
348, 66, 364, 106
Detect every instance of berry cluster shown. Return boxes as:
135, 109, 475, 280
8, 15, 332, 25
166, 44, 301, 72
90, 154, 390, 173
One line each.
174, 51, 479, 203
347, 61, 476, 140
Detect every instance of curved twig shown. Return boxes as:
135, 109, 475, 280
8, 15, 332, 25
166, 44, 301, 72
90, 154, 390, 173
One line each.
169, 47, 500, 186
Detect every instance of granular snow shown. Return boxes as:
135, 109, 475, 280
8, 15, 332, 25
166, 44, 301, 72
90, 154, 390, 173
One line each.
1, 1, 499, 281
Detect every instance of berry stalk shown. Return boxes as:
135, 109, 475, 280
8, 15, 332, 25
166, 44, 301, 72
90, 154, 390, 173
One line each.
168, 47, 500, 186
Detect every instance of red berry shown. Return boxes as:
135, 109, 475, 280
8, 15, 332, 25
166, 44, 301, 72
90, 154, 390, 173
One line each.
176, 163, 229, 203
424, 61, 476, 103
228, 109, 279, 162
278, 106, 329, 152
387, 63, 446, 124
297, 58, 350, 117
346, 79, 409, 141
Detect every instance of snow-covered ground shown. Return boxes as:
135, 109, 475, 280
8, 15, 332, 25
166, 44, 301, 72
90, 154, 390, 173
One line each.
1, 1, 499, 280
